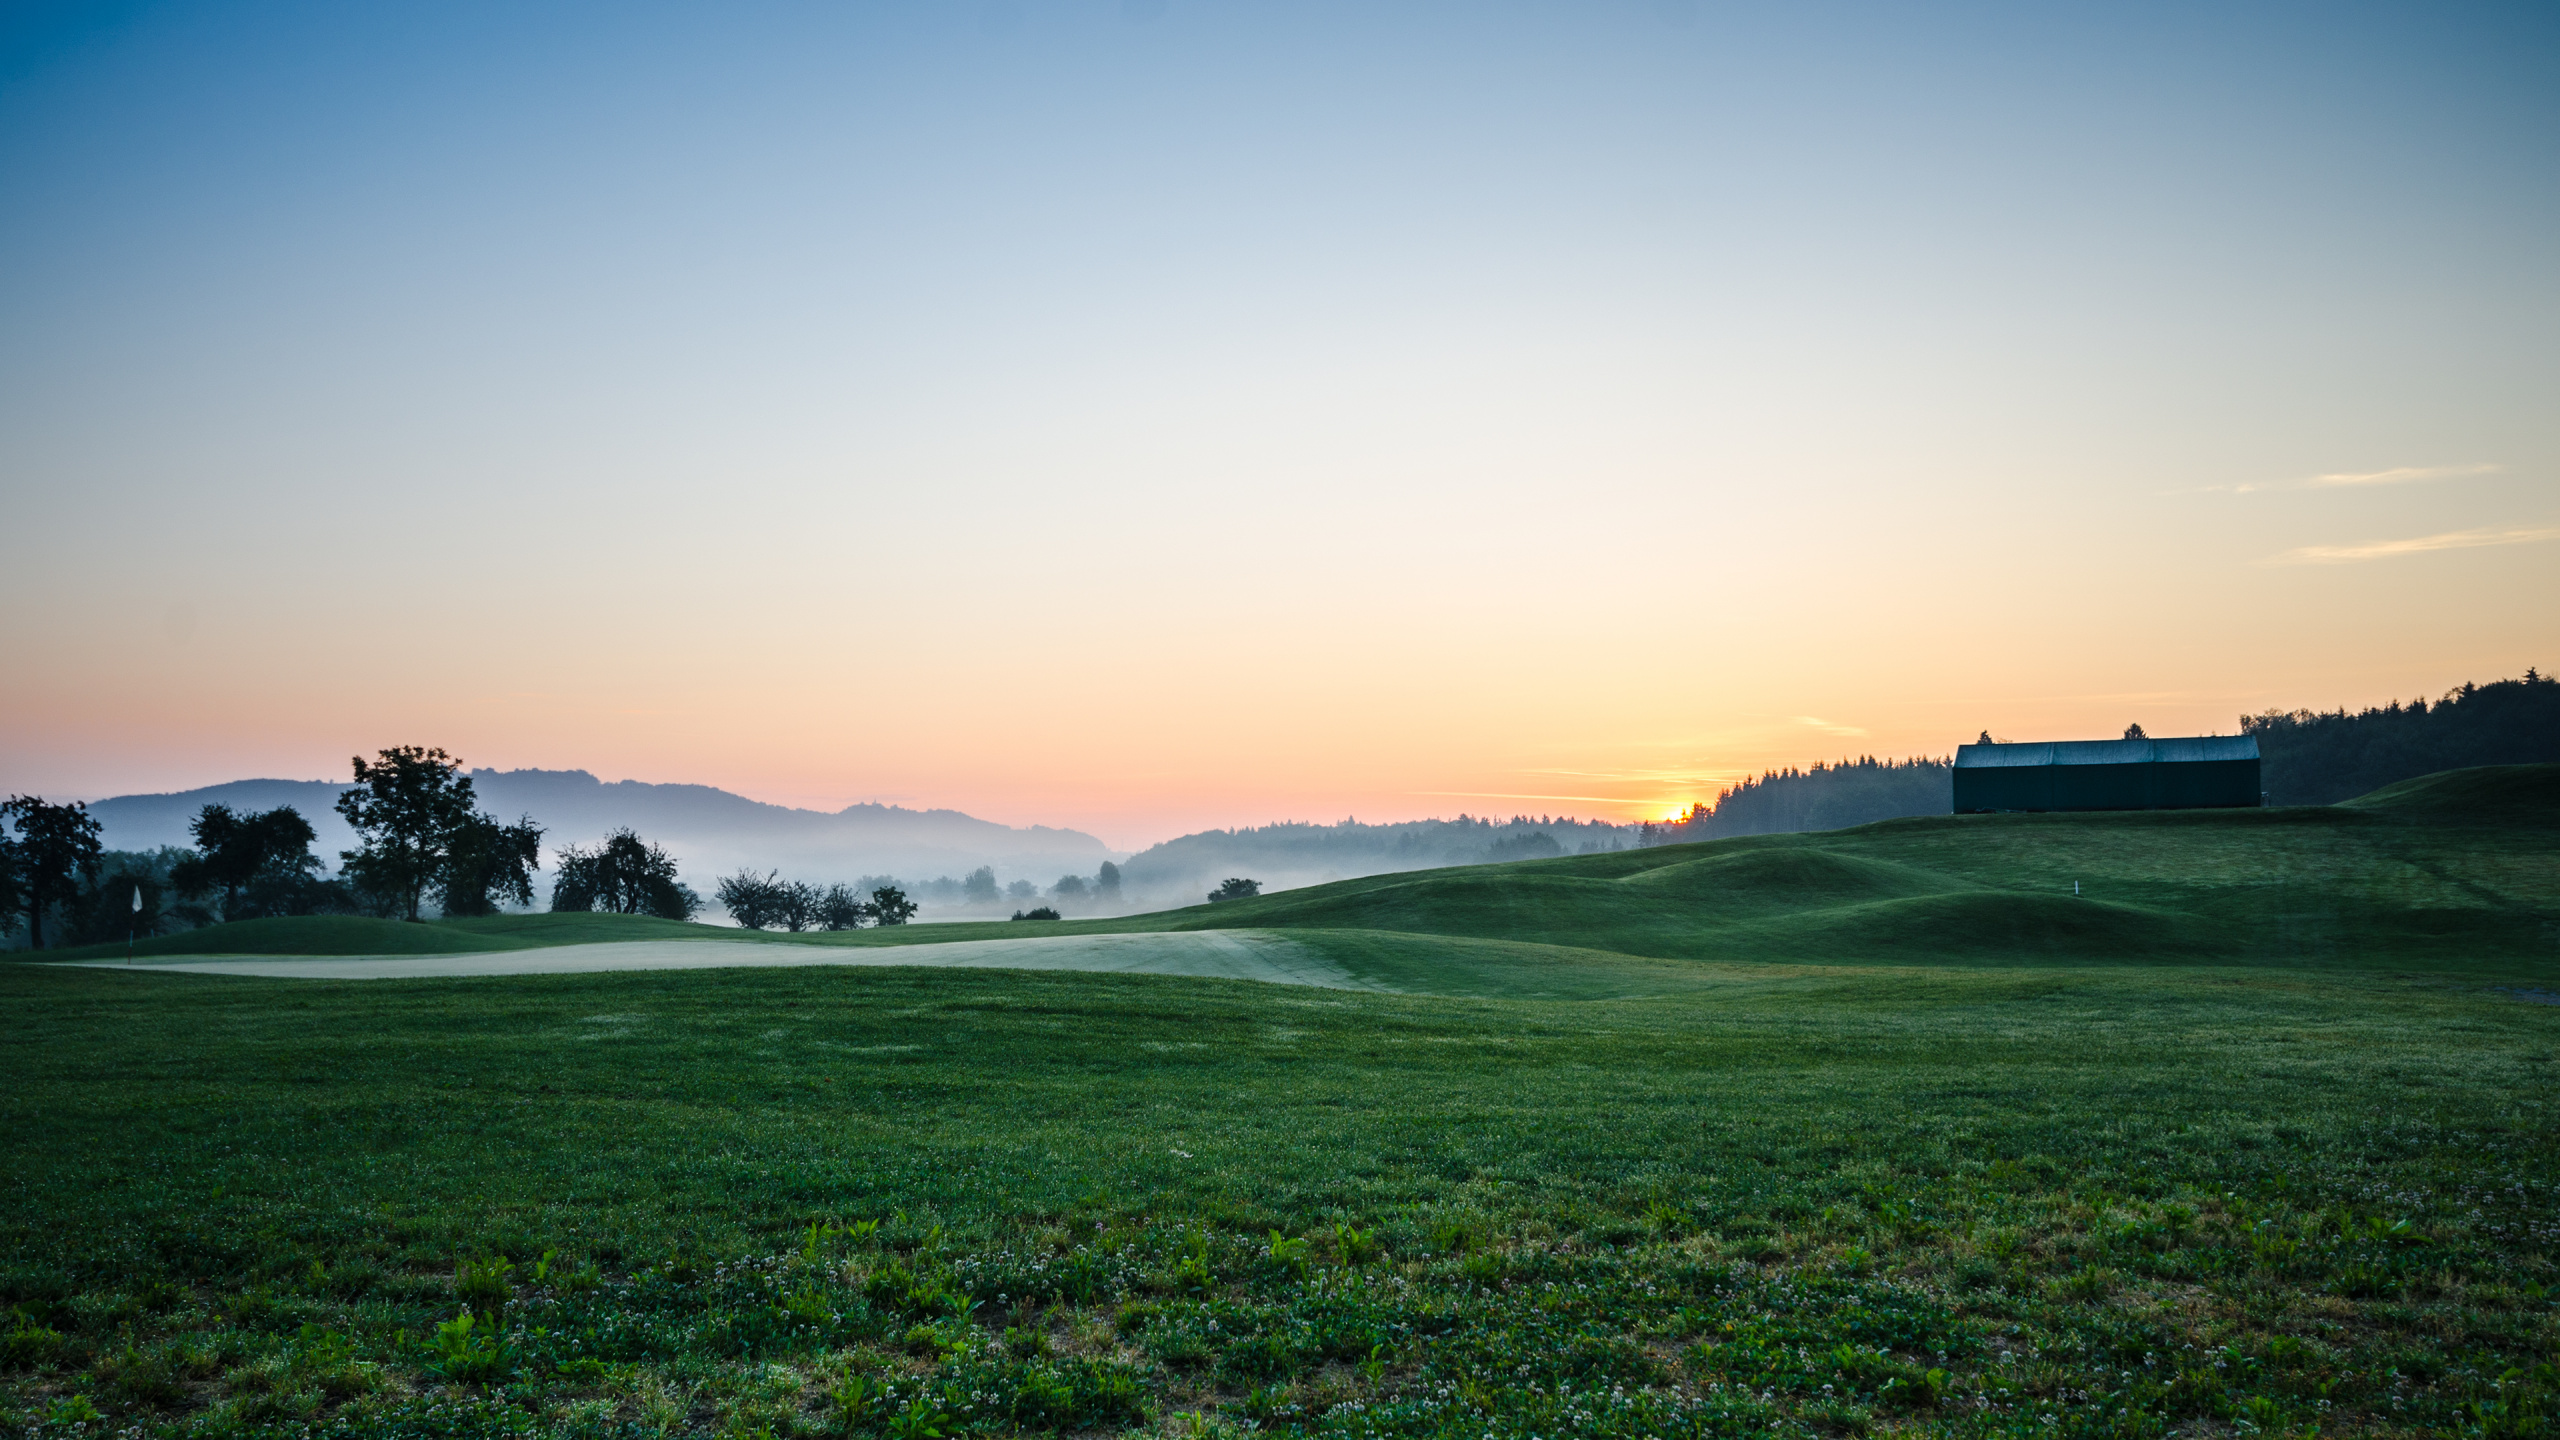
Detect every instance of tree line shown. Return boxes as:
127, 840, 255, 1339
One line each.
2245, 669, 2558, 805
4, 747, 714, 947
1641, 755, 1954, 845
710, 871, 917, 930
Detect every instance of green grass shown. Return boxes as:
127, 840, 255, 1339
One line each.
52, 764, 2555, 981
1, 765, 2554, 1437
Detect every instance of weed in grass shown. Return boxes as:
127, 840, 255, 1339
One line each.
1263, 1229, 1309, 1276
451, 1252, 514, 1318
1167, 1231, 1214, 1293
883, 1394, 951, 1439
423, 1309, 511, 1382
1, 1307, 62, 1369
94, 1337, 186, 1406
1333, 1220, 1380, 1266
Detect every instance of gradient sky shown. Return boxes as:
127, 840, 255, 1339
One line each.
3, 0, 2554, 849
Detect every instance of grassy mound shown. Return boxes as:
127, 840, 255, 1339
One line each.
1614, 846, 1965, 910
2340, 761, 2560, 824
1164, 763, 2557, 972
1735, 890, 2222, 964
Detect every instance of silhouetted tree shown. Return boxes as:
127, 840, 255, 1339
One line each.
1207, 876, 1260, 903
551, 828, 700, 921
1052, 874, 1088, 901
2123, 723, 2148, 740
868, 884, 918, 926
962, 866, 999, 906
816, 884, 872, 931
67, 853, 187, 948
716, 869, 784, 930
439, 813, 545, 917
1095, 860, 1122, 902
1011, 906, 1061, 921
3, 797, 103, 949
335, 747, 480, 921
774, 880, 822, 932
0, 823, 21, 939
172, 804, 326, 921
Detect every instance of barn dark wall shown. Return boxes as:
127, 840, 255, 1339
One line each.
1952, 758, 2261, 812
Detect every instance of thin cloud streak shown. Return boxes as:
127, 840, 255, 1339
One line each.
2165, 462, 2500, 495
2263, 524, 2560, 565
1413, 790, 1676, 806
2303, 463, 2500, 489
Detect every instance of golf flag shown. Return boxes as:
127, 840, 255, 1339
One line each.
131, 883, 142, 913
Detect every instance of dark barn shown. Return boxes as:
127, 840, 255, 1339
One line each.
1952, 735, 2262, 813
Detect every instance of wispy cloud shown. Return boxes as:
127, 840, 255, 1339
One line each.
2301, 462, 2501, 489
1796, 715, 1868, 737
1413, 790, 1667, 805
2263, 524, 2560, 565
2167, 462, 2501, 496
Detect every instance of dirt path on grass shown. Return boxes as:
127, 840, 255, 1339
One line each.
58, 929, 1383, 990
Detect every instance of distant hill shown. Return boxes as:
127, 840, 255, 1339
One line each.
84, 769, 1113, 902
1116, 815, 1634, 907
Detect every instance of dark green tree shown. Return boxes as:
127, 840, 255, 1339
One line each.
550, 829, 699, 921
716, 870, 784, 930
0, 823, 20, 939
438, 813, 545, 918
335, 747, 481, 921
775, 880, 821, 933
868, 884, 918, 926
817, 883, 872, 931
1207, 876, 1261, 903
3, 797, 104, 949
172, 805, 325, 921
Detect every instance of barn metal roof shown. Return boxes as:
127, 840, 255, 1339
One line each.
1953, 735, 2259, 769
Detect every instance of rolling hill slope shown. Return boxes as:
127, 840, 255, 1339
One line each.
1164, 763, 2560, 970
32, 766, 2556, 986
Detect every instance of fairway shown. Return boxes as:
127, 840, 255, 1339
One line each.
57, 929, 1371, 989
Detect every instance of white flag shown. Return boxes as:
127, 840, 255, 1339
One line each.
131, 883, 142, 913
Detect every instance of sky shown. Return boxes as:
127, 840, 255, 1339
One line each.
1, 0, 2554, 849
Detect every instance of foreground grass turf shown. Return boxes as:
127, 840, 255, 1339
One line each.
3, 956, 2557, 1438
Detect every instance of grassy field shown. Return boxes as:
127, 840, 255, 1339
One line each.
2, 768, 2556, 1438
46, 765, 2559, 981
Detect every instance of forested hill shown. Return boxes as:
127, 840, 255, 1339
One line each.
2247, 669, 2560, 805
1688, 756, 1950, 839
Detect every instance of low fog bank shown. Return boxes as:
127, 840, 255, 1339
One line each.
1112, 814, 1638, 911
